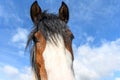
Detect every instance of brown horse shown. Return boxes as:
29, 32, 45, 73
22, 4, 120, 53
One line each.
26, 1, 75, 80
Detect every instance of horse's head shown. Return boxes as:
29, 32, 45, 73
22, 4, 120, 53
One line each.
27, 1, 75, 80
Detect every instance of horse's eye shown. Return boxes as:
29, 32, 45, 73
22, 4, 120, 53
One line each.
71, 34, 74, 40
33, 36, 38, 43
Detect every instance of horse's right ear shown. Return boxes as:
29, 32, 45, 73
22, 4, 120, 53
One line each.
30, 1, 42, 23
59, 2, 69, 23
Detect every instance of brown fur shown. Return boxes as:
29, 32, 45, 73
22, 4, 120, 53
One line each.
64, 29, 74, 60
34, 31, 48, 80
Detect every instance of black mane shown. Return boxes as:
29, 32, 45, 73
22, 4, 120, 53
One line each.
26, 11, 70, 48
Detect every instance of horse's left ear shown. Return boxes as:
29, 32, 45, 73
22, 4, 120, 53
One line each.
30, 1, 42, 24
59, 2, 69, 23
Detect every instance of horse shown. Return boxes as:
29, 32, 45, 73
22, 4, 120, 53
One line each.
26, 1, 75, 80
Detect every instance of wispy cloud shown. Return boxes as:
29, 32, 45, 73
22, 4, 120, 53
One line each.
70, 0, 120, 23
9, 27, 29, 58
0, 65, 32, 80
73, 38, 120, 80
0, 1, 23, 27
11, 27, 28, 48
12, 28, 28, 43
2, 65, 19, 76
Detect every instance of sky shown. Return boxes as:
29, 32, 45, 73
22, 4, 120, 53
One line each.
0, 0, 120, 80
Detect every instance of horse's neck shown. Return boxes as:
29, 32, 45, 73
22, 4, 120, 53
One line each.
42, 35, 75, 80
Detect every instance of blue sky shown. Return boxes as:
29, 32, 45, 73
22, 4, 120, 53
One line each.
0, 0, 120, 80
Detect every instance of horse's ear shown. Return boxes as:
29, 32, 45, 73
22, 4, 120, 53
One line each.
30, 1, 42, 23
59, 2, 69, 23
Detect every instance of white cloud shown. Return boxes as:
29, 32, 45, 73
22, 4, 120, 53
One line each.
86, 36, 94, 43
116, 78, 120, 80
73, 38, 120, 80
3, 65, 19, 76
83, 33, 95, 43
12, 28, 28, 43
0, 65, 33, 80
11, 27, 28, 48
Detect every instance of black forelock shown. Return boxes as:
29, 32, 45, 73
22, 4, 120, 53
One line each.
26, 11, 69, 48
38, 11, 69, 40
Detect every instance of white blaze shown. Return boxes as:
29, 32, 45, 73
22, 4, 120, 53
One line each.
43, 35, 75, 80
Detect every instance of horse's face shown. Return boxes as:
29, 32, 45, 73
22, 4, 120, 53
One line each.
28, 1, 75, 80
30, 1, 74, 60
